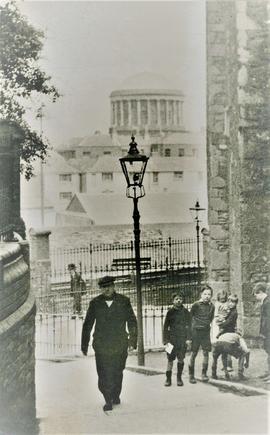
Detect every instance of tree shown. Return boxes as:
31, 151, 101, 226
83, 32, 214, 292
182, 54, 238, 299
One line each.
0, 1, 60, 179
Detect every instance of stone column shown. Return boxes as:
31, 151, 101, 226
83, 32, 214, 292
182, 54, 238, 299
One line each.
110, 102, 114, 126
137, 100, 141, 126
120, 100, 124, 126
165, 100, 169, 126
147, 99, 150, 125
29, 229, 51, 297
157, 100, 161, 125
128, 100, 132, 126
173, 100, 178, 125
180, 102, 183, 126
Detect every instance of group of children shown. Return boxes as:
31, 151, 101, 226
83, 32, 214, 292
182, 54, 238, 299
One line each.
163, 286, 250, 386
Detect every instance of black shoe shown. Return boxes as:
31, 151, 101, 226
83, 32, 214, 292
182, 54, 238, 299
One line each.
103, 402, 113, 411
177, 378, 184, 386
212, 374, 218, 380
112, 397, 121, 405
164, 371, 172, 387
189, 366, 196, 384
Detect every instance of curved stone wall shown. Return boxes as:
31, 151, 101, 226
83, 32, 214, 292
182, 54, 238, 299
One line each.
0, 242, 36, 434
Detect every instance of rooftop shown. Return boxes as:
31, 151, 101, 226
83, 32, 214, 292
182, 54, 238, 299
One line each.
65, 192, 198, 225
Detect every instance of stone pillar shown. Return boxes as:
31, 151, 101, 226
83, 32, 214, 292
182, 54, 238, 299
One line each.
174, 100, 178, 125
128, 100, 132, 126
180, 102, 183, 127
147, 99, 150, 126
120, 100, 124, 126
0, 120, 25, 241
111, 102, 114, 126
157, 100, 161, 125
29, 229, 51, 297
137, 100, 141, 126
165, 100, 169, 126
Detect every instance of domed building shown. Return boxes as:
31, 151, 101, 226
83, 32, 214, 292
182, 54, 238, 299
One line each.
109, 72, 203, 161
110, 72, 185, 138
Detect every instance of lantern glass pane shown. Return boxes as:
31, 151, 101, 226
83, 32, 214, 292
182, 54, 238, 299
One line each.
126, 160, 145, 185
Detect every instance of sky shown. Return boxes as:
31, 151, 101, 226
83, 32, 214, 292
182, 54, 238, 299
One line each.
19, 1, 206, 148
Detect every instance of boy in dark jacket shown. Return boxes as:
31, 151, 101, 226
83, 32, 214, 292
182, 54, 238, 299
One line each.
163, 292, 191, 387
189, 286, 215, 383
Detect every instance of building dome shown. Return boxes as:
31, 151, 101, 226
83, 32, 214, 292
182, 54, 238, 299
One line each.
118, 72, 178, 91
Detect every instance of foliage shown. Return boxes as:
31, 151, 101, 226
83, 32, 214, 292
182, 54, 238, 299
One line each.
0, 1, 60, 178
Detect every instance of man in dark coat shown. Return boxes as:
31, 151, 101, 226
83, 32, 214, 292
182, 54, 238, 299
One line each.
81, 275, 137, 411
253, 282, 270, 382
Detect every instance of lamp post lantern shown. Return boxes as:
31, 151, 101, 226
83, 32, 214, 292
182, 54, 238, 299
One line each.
119, 135, 149, 366
189, 201, 205, 287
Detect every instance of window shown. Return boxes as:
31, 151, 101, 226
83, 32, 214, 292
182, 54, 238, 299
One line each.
151, 144, 158, 153
59, 174, 72, 182
178, 148, 185, 157
165, 148, 171, 157
59, 192, 72, 200
63, 150, 75, 159
174, 171, 183, 180
153, 172, 159, 183
102, 172, 113, 181
103, 151, 111, 155
83, 151, 91, 156
79, 173, 87, 193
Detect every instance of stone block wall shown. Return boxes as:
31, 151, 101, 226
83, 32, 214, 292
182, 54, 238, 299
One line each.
0, 242, 36, 434
206, 0, 270, 340
29, 229, 51, 298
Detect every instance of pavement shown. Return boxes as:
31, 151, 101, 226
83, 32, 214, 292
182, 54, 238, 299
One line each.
35, 353, 270, 435
127, 347, 270, 393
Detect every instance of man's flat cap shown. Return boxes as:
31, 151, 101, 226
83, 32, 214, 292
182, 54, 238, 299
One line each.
98, 275, 115, 287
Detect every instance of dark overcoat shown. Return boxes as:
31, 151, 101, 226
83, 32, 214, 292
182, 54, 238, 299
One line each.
163, 305, 191, 348
81, 292, 137, 355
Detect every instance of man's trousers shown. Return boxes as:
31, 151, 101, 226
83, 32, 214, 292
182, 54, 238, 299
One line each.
95, 349, 128, 403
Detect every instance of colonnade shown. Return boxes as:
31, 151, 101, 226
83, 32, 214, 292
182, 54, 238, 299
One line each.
111, 98, 183, 128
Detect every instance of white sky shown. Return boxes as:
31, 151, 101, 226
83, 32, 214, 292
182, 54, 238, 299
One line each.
19, 1, 206, 148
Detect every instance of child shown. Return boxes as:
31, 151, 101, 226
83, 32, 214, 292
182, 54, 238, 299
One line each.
213, 291, 229, 342
216, 294, 238, 337
189, 286, 215, 383
163, 293, 191, 387
212, 331, 250, 381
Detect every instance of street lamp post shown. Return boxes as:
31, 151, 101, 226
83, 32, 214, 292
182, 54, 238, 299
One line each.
189, 201, 205, 287
119, 136, 149, 366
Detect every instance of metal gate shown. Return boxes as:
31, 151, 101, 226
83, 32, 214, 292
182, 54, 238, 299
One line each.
35, 237, 204, 358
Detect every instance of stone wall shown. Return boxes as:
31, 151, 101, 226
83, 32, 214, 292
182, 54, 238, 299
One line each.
0, 242, 36, 434
29, 229, 51, 298
206, 1, 270, 340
